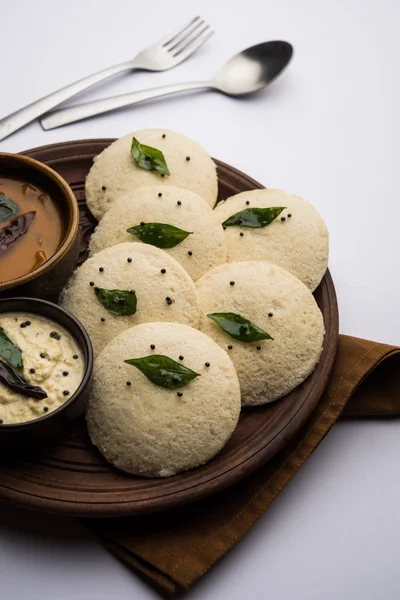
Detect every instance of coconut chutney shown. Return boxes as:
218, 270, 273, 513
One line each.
0, 313, 84, 424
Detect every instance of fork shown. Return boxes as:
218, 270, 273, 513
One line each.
0, 16, 213, 142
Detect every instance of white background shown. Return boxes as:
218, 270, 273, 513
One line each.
1, 0, 400, 598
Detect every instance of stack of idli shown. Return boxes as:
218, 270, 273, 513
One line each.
195, 261, 324, 405
213, 189, 329, 291
85, 128, 218, 220
86, 323, 241, 477
89, 186, 227, 281
60, 128, 330, 477
60, 242, 200, 357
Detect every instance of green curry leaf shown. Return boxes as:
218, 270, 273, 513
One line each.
124, 354, 200, 390
127, 222, 192, 249
207, 313, 273, 342
131, 137, 170, 176
222, 207, 286, 228
0, 326, 23, 369
0, 195, 18, 222
94, 287, 137, 316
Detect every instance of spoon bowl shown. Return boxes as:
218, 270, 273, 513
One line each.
212, 41, 293, 95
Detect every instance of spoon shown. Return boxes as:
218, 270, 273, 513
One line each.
40, 41, 293, 130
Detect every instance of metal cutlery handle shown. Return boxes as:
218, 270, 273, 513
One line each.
40, 81, 210, 130
0, 61, 133, 141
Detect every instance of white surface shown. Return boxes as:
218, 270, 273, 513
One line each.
1, 0, 400, 598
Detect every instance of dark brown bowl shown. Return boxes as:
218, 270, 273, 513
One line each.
0, 153, 80, 299
0, 297, 93, 449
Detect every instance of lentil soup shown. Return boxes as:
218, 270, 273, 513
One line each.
0, 178, 63, 283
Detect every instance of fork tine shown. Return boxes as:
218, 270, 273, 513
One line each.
172, 27, 214, 59
170, 23, 210, 54
157, 16, 201, 47
165, 18, 205, 51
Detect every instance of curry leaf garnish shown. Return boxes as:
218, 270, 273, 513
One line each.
127, 222, 192, 249
124, 354, 200, 390
0, 211, 36, 256
222, 207, 286, 228
207, 313, 273, 342
0, 326, 23, 369
0, 195, 18, 222
94, 287, 137, 316
131, 137, 170, 176
0, 360, 47, 399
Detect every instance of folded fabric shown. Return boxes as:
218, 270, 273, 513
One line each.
84, 335, 400, 595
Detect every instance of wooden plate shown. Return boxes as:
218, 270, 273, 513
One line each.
0, 140, 338, 517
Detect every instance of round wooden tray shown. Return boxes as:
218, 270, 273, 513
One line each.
0, 140, 338, 517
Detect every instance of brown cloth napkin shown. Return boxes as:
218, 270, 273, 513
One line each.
84, 335, 400, 595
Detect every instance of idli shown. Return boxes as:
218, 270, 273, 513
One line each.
213, 189, 329, 291
60, 242, 200, 356
195, 261, 324, 405
86, 322, 241, 477
89, 186, 227, 281
86, 129, 218, 220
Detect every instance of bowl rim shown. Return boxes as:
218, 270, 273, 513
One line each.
0, 152, 79, 290
0, 297, 93, 429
